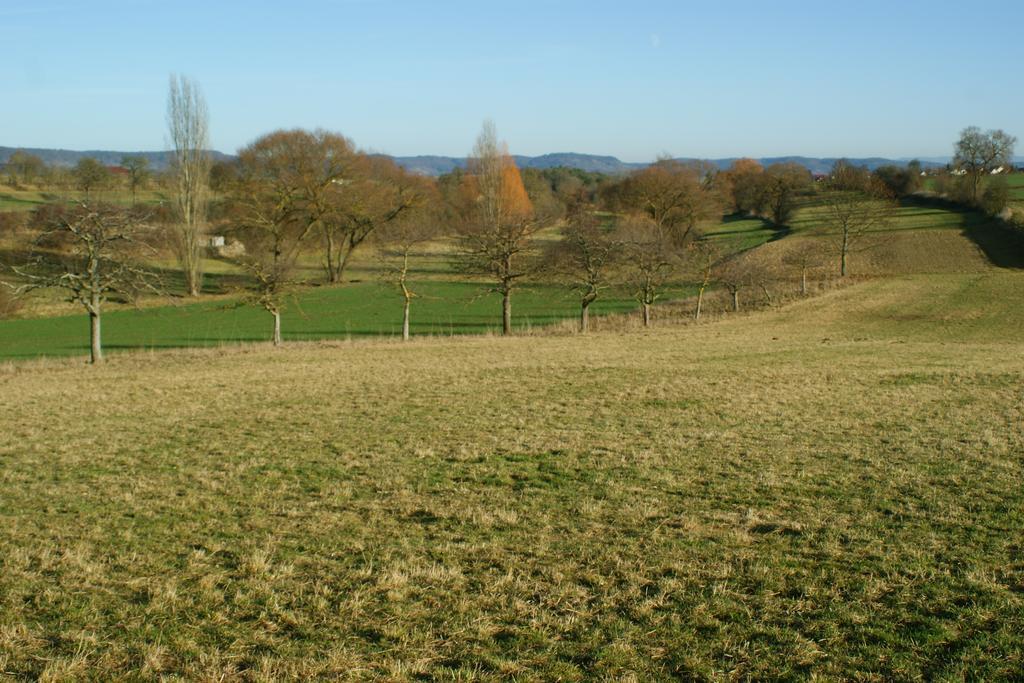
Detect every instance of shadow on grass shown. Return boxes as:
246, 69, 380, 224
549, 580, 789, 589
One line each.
704, 213, 789, 247
904, 196, 1024, 269
150, 266, 251, 297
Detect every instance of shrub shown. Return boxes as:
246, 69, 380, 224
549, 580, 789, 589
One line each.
980, 177, 1010, 216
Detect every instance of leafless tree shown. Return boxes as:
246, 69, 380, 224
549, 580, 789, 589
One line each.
543, 193, 621, 332
227, 130, 342, 345
5, 203, 160, 363
688, 239, 722, 320
782, 240, 827, 295
453, 120, 549, 335
321, 154, 421, 284
822, 181, 895, 276
719, 158, 766, 215
4, 151, 45, 187
121, 155, 150, 204
953, 126, 1017, 205
167, 74, 212, 297
605, 158, 718, 247
616, 214, 676, 327
72, 157, 111, 200
375, 205, 442, 340
829, 159, 871, 191
715, 255, 753, 313
761, 162, 812, 227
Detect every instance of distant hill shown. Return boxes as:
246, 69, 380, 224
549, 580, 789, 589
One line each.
0, 147, 234, 170
386, 154, 951, 176
6, 146, 1017, 176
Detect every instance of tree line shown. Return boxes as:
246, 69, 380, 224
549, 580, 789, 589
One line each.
0, 76, 1017, 363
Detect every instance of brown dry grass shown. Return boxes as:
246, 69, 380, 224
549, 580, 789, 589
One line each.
1, 271, 1023, 679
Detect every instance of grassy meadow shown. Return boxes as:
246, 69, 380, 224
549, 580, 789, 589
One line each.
0, 280, 651, 359
1, 269, 1022, 680
1, 174, 1023, 679
0, 186, 168, 212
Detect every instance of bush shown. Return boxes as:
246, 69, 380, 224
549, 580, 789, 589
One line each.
980, 177, 1010, 216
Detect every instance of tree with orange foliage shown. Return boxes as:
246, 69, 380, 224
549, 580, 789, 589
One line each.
453, 121, 550, 335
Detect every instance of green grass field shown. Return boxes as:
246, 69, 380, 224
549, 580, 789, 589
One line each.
0, 186, 168, 212
1005, 172, 1024, 198
1, 270, 1021, 679
702, 215, 781, 250
0, 281, 666, 359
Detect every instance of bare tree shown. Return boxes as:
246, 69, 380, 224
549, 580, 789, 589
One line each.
822, 182, 895, 277
605, 158, 718, 247
716, 256, 751, 313
688, 239, 721, 320
953, 126, 1017, 205
72, 157, 111, 200
375, 205, 441, 340
761, 162, 812, 227
453, 120, 548, 335
321, 154, 420, 284
4, 151, 45, 187
227, 130, 345, 345
829, 159, 871, 191
748, 258, 780, 307
5, 203, 160, 363
617, 214, 676, 327
121, 155, 150, 204
782, 240, 827, 295
543, 193, 620, 333
167, 74, 212, 297
720, 158, 766, 215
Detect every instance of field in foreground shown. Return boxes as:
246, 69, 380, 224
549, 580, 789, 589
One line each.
1, 271, 1022, 680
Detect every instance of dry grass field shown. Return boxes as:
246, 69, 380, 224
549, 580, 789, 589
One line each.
1, 270, 1022, 680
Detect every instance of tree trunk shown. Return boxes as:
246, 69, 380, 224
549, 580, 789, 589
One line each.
580, 300, 590, 333
840, 232, 849, 277
502, 289, 512, 335
324, 230, 339, 283
801, 269, 808, 296
89, 309, 103, 364
732, 290, 740, 312
272, 309, 282, 346
336, 237, 357, 284
641, 302, 651, 327
181, 228, 203, 297
402, 297, 411, 341
694, 286, 706, 320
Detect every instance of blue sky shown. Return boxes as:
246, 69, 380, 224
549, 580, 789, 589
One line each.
2, 0, 1021, 161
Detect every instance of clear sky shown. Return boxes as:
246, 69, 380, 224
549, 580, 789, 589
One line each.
2, 0, 1021, 161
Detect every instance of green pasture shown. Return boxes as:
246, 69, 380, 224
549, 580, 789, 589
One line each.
0, 280, 669, 360
0, 187, 168, 212
702, 215, 781, 250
